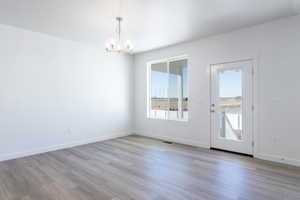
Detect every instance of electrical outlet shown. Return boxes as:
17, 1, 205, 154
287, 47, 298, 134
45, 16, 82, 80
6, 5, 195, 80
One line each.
272, 136, 277, 144
66, 128, 72, 135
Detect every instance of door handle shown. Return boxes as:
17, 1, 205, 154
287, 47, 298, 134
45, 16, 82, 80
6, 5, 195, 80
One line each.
210, 104, 215, 113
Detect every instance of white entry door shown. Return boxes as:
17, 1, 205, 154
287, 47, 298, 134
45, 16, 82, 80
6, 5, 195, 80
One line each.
210, 60, 254, 155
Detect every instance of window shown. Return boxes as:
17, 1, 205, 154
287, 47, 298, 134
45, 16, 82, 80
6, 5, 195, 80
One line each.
147, 56, 189, 121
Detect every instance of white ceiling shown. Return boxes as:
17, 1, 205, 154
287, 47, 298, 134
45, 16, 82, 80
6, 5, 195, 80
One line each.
0, 0, 299, 53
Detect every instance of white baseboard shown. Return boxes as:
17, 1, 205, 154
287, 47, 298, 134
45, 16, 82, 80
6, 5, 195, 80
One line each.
255, 153, 300, 167
133, 131, 210, 149
134, 131, 300, 167
5, 130, 299, 167
0, 131, 132, 162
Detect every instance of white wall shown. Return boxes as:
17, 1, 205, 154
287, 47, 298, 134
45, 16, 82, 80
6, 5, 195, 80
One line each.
133, 15, 300, 166
0, 24, 133, 161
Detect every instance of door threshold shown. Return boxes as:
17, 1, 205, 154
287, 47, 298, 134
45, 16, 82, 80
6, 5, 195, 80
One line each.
210, 148, 253, 157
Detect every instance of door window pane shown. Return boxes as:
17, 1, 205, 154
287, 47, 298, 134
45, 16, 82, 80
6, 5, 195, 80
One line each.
218, 69, 242, 141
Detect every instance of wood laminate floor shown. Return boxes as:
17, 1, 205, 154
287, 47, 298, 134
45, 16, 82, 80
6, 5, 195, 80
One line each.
0, 135, 300, 200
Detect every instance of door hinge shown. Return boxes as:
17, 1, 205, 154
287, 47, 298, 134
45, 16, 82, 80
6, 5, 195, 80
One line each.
252, 68, 255, 76
252, 105, 255, 111
252, 141, 255, 147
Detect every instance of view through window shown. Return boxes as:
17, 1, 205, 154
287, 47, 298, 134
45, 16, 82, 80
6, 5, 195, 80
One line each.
218, 69, 243, 141
148, 57, 188, 121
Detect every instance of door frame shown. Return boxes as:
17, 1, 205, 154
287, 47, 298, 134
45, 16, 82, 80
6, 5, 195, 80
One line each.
209, 58, 258, 155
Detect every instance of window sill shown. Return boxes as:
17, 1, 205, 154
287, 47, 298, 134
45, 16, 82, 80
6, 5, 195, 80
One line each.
146, 117, 189, 122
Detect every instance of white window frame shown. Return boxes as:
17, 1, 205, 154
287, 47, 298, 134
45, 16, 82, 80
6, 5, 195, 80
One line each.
147, 55, 189, 122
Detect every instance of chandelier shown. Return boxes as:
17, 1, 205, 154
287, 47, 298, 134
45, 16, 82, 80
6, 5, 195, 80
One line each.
105, 16, 134, 53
